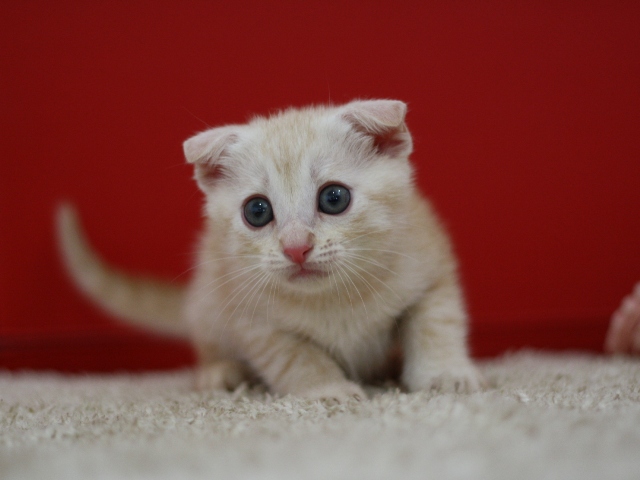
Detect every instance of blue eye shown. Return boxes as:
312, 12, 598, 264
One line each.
318, 184, 350, 215
244, 197, 273, 227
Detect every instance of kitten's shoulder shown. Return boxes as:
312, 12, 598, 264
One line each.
405, 190, 457, 265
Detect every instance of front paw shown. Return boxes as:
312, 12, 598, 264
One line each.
295, 381, 366, 402
195, 360, 248, 391
403, 361, 485, 394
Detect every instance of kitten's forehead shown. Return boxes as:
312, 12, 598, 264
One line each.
239, 108, 345, 191
254, 108, 332, 171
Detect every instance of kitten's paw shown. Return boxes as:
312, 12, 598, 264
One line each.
403, 361, 485, 394
195, 360, 247, 391
296, 381, 366, 402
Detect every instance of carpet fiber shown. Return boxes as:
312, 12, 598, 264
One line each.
2, 351, 640, 479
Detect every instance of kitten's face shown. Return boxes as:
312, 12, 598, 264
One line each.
186, 101, 414, 293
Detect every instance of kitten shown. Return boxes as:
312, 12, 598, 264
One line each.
57, 99, 484, 400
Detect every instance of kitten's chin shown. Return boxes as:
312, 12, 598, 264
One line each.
288, 266, 328, 281
284, 266, 329, 289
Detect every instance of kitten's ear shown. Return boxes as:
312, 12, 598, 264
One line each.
341, 100, 413, 158
183, 126, 240, 191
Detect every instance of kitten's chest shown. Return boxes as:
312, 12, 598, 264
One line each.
271, 296, 395, 378
276, 296, 389, 336
273, 277, 413, 340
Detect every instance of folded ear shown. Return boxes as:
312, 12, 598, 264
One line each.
340, 100, 413, 158
183, 126, 240, 191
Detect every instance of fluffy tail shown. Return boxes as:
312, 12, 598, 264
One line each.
56, 203, 189, 338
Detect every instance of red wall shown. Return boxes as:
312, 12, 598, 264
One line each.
2, 1, 639, 371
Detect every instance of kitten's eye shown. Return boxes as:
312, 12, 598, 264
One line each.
318, 184, 351, 215
243, 197, 274, 228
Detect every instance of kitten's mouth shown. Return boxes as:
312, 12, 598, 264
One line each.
288, 266, 328, 281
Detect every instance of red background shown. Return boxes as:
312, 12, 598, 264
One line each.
2, 1, 639, 372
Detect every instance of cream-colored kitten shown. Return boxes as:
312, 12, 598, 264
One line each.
58, 99, 483, 400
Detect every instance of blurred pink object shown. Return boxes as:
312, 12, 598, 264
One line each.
605, 283, 640, 354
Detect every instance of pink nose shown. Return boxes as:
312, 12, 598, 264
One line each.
283, 244, 313, 265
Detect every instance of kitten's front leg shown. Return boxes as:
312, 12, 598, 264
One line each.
243, 329, 365, 401
401, 277, 484, 393
194, 342, 250, 391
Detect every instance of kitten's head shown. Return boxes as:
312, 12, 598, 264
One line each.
183, 100, 416, 294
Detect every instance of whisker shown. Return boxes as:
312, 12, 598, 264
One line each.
334, 262, 382, 345
341, 259, 387, 305
342, 257, 404, 304
272, 276, 282, 329
227, 271, 267, 322
329, 265, 342, 308
340, 229, 386, 245
340, 221, 417, 246
336, 262, 369, 322
247, 272, 274, 330
191, 263, 262, 300
266, 273, 279, 328
340, 259, 385, 314
216, 269, 266, 337
342, 252, 399, 277
341, 258, 406, 335
333, 264, 354, 317
349, 248, 421, 263
170, 253, 263, 283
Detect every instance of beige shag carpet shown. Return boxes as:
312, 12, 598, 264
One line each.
1, 351, 640, 480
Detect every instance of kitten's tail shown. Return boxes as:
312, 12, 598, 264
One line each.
56, 203, 189, 338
